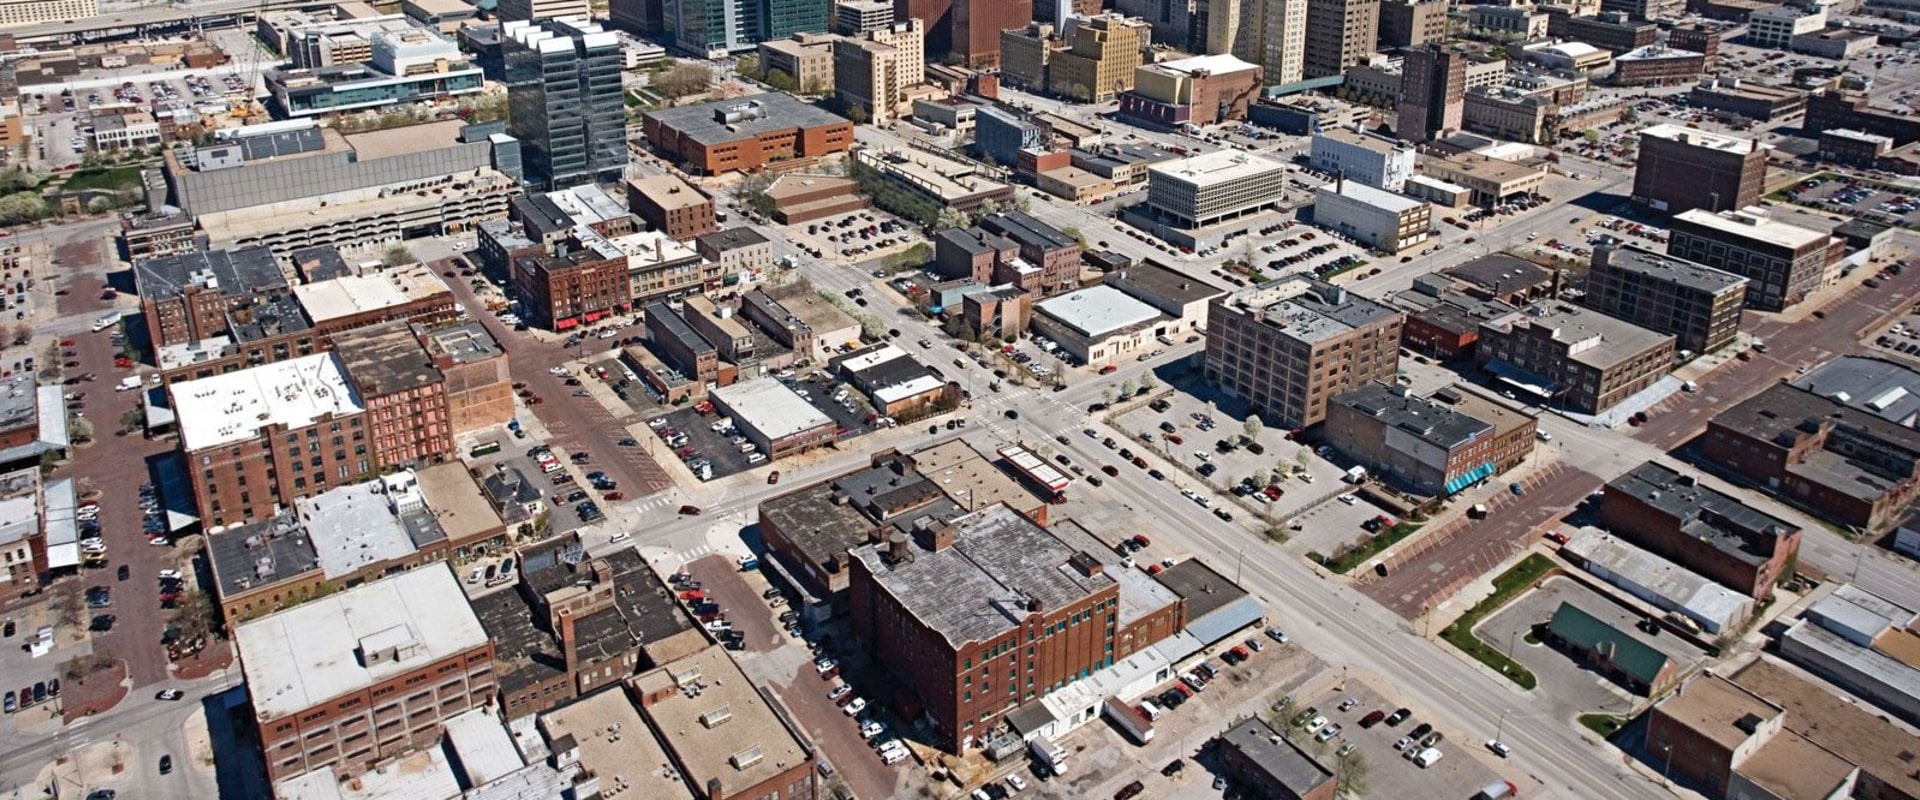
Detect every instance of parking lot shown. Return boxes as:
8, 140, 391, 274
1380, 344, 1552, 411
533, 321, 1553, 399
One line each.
1782, 175, 1920, 229
466, 447, 605, 535
1286, 680, 1509, 800
645, 371, 879, 481
790, 209, 920, 267
1476, 576, 1709, 719
1867, 289, 1920, 360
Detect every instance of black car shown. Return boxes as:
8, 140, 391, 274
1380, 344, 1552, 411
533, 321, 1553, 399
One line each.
1385, 708, 1411, 726
117, 565, 129, 581
1005, 409, 1019, 420
1147, 469, 1165, 480
90, 614, 115, 631
1160, 759, 1185, 777
158, 755, 172, 775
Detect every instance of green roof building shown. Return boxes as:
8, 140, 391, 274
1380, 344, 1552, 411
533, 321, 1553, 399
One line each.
1543, 602, 1679, 696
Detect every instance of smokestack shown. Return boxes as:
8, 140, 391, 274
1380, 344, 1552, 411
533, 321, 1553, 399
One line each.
557, 607, 577, 672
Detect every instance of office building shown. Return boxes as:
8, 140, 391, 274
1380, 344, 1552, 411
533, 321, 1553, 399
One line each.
1146, 150, 1290, 229
997, 23, 1059, 91
1378, 0, 1446, 47
1206, 0, 1308, 86
513, 247, 632, 331
1805, 90, 1920, 147
763, 0, 831, 41
1613, 45, 1705, 87
758, 33, 840, 94
1303, 0, 1380, 79
1468, 5, 1549, 37
421, 323, 514, 434
847, 503, 1181, 751
1688, 78, 1805, 122
1325, 382, 1537, 496
1398, 43, 1466, 142
332, 323, 454, 470
1309, 127, 1415, 191
1475, 303, 1675, 414
851, 145, 1016, 217
1632, 124, 1766, 214
499, 0, 591, 22
1417, 151, 1548, 207
643, 94, 855, 175
1667, 23, 1721, 70
236, 565, 495, 783
504, 18, 625, 189
0, 0, 95, 26
1746, 3, 1824, 48
1119, 53, 1264, 127
835, 21, 924, 124
1049, 14, 1150, 103
1667, 208, 1841, 311
1601, 462, 1803, 600
1585, 244, 1748, 354
834, 0, 892, 34
627, 174, 718, 242
902, 0, 1033, 68
1703, 383, 1920, 532
1545, 10, 1657, 54
1312, 178, 1432, 253
265, 27, 485, 118
1206, 277, 1404, 428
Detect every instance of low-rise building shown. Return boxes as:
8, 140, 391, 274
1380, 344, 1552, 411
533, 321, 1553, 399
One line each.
1545, 11, 1658, 54
1309, 127, 1417, 192
851, 145, 1016, 218
512, 247, 631, 331
1102, 260, 1224, 336
709, 378, 836, 459
1585, 244, 1748, 354
833, 344, 953, 417
1312, 179, 1432, 253
1613, 45, 1705, 87
236, 565, 495, 783
1563, 531, 1755, 634
641, 95, 855, 176
1818, 128, 1894, 168
414, 460, 508, 565
681, 296, 756, 364
1475, 302, 1675, 414
1732, 658, 1920, 800
1789, 28, 1875, 59
332, 322, 454, 470
1119, 53, 1264, 128
1805, 89, 1920, 148
1324, 382, 1536, 496
1470, 5, 1550, 37
1416, 151, 1548, 207
1746, 3, 1825, 48
630, 646, 819, 800
1069, 143, 1180, 189
1214, 718, 1339, 800
1250, 95, 1373, 135
626, 174, 717, 242
757, 33, 839, 94
1032, 286, 1166, 367
1542, 601, 1681, 695
422, 323, 514, 435
960, 285, 1034, 340
1779, 584, 1920, 727
741, 286, 863, 365
1399, 290, 1515, 360
1668, 208, 1842, 311
600, 229, 716, 307
1688, 78, 1807, 122
1601, 461, 1802, 600
696, 227, 774, 274
1442, 253, 1558, 305
1703, 383, 1920, 533
761, 173, 869, 224
1146, 149, 1290, 229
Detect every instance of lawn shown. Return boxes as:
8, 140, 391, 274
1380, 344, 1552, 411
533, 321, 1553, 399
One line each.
1315, 520, 1425, 575
1438, 553, 1556, 691
1579, 713, 1625, 739
61, 166, 143, 193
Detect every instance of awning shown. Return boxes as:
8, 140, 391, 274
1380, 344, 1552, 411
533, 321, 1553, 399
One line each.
42, 478, 79, 569
1482, 359, 1559, 398
1185, 595, 1266, 647
1445, 462, 1496, 496
152, 451, 200, 531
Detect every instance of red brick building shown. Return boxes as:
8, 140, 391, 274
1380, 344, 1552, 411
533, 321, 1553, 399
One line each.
1702, 383, 1920, 533
979, 211, 1084, 297
626, 174, 717, 242
1599, 462, 1802, 600
901, 0, 1033, 68
512, 249, 632, 332
641, 94, 855, 176
847, 504, 1180, 751
332, 323, 454, 470
135, 246, 287, 349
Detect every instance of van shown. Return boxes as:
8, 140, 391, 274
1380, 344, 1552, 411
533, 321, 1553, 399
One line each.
1138, 700, 1164, 721
746, 452, 767, 464
1413, 748, 1443, 768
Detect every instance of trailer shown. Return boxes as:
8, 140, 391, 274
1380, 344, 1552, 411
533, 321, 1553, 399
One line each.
1028, 736, 1069, 775
1472, 780, 1517, 800
1101, 696, 1155, 745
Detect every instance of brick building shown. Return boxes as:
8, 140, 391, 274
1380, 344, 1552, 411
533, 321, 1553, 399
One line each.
626, 174, 717, 242
761, 173, 870, 225
1633, 124, 1767, 214
1474, 303, 1675, 415
1600, 461, 1802, 600
1215, 718, 1340, 800
1399, 290, 1515, 361
847, 504, 1181, 751
1585, 244, 1748, 355
978, 211, 1084, 297
332, 323, 453, 470
1805, 89, 1920, 147
1702, 383, 1920, 533
235, 565, 495, 783
513, 248, 631, 331
961, 286, 1033, 340
135, 246, 287, 349
631, 645, 820, 800
1324, 383, 1537, 497
641, 94, 855, 176
1667, 208, 1842, 312
1119, 53, 1264, 127
1206, 277, 1405, 429
421, 322, 515, 435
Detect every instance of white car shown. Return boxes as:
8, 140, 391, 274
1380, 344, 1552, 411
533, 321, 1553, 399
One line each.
1305, 715, 1328, 734
859, 720, 886, 739
1005, 774, 1027, 792
548, 366, 570, 376
843, 697, 867, 716
1337, 494, 1358, 506
157, 569, 183, 581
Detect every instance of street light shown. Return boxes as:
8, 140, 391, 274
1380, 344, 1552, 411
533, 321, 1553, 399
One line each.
1659, 743, 1674, 787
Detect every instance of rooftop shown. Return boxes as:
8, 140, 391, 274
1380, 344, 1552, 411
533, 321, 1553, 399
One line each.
644, 94, 849, 148
1036, 285, 1163, 339
537, 689, 692, 800
1606, 461, 1799, 567
300, 472, 446, 579
979, 211, 1078, 252
1546, 601, 1672, 684
1145, 53, 1260, 77
645, 301, 716, 359
1312, 126, 1408, 155
440, 707, 522, 787
235, 564, 488, 721
1653, 673, 1783, 750
133, 246, 285, 302
1641, 124, 1758, 154
1733, 657, 1920, 798
422, 321, 503, 365
1227, 276, 1403, 345
1319, 178, 1425, 213
1152, 558, 1250, 622
1713, 383, 1920, 462
1217, 717, 1335, 796
695, 226, 771, 253
634, 646, 811, 795
292, 263, 451, 323
1738, 729, 1859, 800
906, 439, 1044, 516
1482, 303, 1674, 370
1105, 260, 1223, 307
1335, 383, 1495, 450
605, 230, 701, 267
208, 509, 324, 601
710, 378, 833, 441
627, 174, 711, 211
413, 461, 503, 547
1594, 244, 1749, 296
835, 344, 945, 404
1790, 355, 1920, 427
1419, 151, 1544, 184
1618, 44, 1704, 61
0, 375, 39, 437
342, 119, 472, 161
1148, 150, 1288, 188
1564, 531, 1754, 632
275, 749, 461, 800
172, 352, 365, 451
1673, 207, 1833, 253
855, 146, 1011, 202
851, 504, 1116, 646
332, 322, 442, 398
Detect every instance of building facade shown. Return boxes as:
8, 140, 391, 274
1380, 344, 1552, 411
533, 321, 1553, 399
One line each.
1308, 127, 1415, 191
1703, 383, 1920, 533
1325, 383, 1536, 496
1398, 43, 1466, 142
1118, 53, 1264, 127
626, 174, 718, 242
1147, 149, 1290, 228
1585, 244, 1748, 354
513, 249, 632, 331
1303, 0, 1381, 79
1600, 462, 1803, 599
1667, 208, 1841, 312
1312, 179, 1432, 253
1633, 124, 1767, 214
1206, 277, 1404, 428
504, 18, 625, 189
1475, 303, 1675, 414
641, 94, 855, 176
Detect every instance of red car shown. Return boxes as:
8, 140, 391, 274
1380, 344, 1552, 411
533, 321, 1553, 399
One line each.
1132, 534, 1150, 547
1165, 434, 1183, 445
604, 491, 625, 501
679, 590, 705, 601
1099, 365, 1118, 375
1545, 531, 1570, 545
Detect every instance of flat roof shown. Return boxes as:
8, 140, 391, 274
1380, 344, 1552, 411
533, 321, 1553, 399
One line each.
208, 512, 322, 600
1640, 124, 1756, 153
635, 646, 811, 794
1420, 151, 1545, 184
606, 230, 700, 267
855, 146, 1011, 202
292, 263, 451, 323
696, 226, 770, 252
835, 344, 945, 404
539, 689, 692, 800
0, 374, 39, 437
1653, 673, 1783, 750
414, 462, 503, 547
1107, 260, 1224, 307
1565, 531, 1754, 632
275, 749, 461, 800
1320, 179, 1425, 212
979, 211, 1077, 252
1606, 462, 1798, 566
1739, 729, 1858, 800
851, 504, 1114, 646
1218, 718, 1335, 796
1228, 277, 1403, 345
296, 473, 445, 580
1595, 244, 1749, 295
343, 119, 471, 161
1036, 285, 1163, 339
1792, 355, 1920, 427
1312, 126, 1407, 155
644, 94, 848, 148
172, 353, 365, 451
627, 174, 711, 211
1483, 302, 1673, 370
1149, 150, 1289, 188
906, 439, 1044, 516
1734, 657, 1920, 798
133, 245, 285, 302
236, 564, 487, 721
1148, 53, 1260, 76
1617, 45, 1703, 61
441, 707, 522, 787
1335, 383, 1494, 449
1712, 383, 1920, 461
332, 322, 443, 398
711, 378, 833, 441
422, 321, 503, 365
1153, 558, 1251, 622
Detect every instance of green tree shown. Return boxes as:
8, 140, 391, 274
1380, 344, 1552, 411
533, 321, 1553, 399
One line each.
382, 245, 415, 267
1060, 226, 1087, 248
69, 416, 94, 443
86, 195, 115, 214
1583, 130, 1601, 144
1139, 372, 1157, 392
762, 69, 799, 93
0, 192, 50, 225
1243, 413, 1263, 442
844, 104, 869, 125
1204, 400, 1218, 421
654, 62, 714, 101
1118, 377, 1135, 397
1250, 468, 1270, 487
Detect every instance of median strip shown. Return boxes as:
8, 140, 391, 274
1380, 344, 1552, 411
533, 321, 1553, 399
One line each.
1438, 553, 1556, 691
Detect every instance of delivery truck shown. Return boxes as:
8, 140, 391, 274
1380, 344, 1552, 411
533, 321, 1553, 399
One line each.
1101, 696, 1155, 745
1028, 736, 1069, 775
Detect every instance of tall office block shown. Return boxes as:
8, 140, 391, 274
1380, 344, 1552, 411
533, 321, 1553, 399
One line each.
608, 0, 666, 35
1378, 0, 1445, 47
1633, 124, 1766, 214
505, 18, 626, 189
1399, 43, 1465, 142
833, 0, 893, 34
666, 0, 762, 55
764, 0, 831, 40
1206, 0, 1305, 87
1049, 14, 1150, 102
900, 0, 1032, 68
1304, 0, 1380, 79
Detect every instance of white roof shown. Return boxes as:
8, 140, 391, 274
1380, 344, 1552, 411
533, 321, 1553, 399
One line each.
710, 378, 833, 441
41, 478, 78, 570
1149, 150, 1289, 188
1673, 208, 1831, 250
838, 343, 911, 373
1536, 41, 1603, 58
1618, 45, 1704, 61
173, 353, 365, 451
1639, 123, 1756, 153
1036, 285, 1162, 338
605, 230, 700, 266
1564, 531, 1754, 634
1320, 180, 1425, 213
1151, 53, 1260, 76
275, 751, 461, 800
236, 565, 487, 721
299, 475, 427, 579
442, 708, 524, 787
1406, 174, 1469, 194
875, 376, 946, 404
292, 264, 450, 323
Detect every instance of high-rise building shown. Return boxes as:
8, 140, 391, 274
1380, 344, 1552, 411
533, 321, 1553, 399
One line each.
832, 0, 893, 34
1303, 0, 1379, 79
764, 0, 831, 41
504, 17, 626, 189
998, 23, 1058, 90
1116, 0, 1197, 52
1378, 0, 1445, 47
1048, 14, 1150, 102
834, 19, 923, 123
1585, 244, 1749, 354
1208, 0, 1306, 86
497, 0, 591, 23
608, 0, 666, 35
900, 0, 1032, 68
1398, 43, 1466, 142
1206, 277, 1404, 427
665, 0, 762, 55
1632, 124, 1766, 214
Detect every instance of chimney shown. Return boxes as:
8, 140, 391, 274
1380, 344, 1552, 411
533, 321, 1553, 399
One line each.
930, 523, 956, 552
888, 532, 911, 562
557, 606, 578, 673
591, 558, 614, 585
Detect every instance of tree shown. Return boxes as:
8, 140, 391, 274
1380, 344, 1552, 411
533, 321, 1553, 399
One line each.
171, 590, 220, 644
0, 192, 50, 225
1336, 750, 1371, 798
1070, 84, 1091, 103
53, 584, 82, 627
86, 195, 115, 214
1582, 129, 1601, 144
1118, 378, 1135, 397
1243, 413, 1263, 441
1204, 400, 1218, 421
1101, 387, 1117, 406
934, 207, 971, 230
382, 245, 415, 267
654, 62, 714, 101
762, 69, 799, 93
1250, 468, 1270, 488
1060, 226, 1087, 248
69, 416, 93, 443
844, 104, 869, 125
1139, 372, 1157, 392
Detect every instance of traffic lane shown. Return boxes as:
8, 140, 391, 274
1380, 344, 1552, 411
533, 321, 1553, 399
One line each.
1359, 464, 1599, 620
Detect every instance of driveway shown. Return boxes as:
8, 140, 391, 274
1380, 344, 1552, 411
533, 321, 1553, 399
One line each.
1476, 576, 1706, 715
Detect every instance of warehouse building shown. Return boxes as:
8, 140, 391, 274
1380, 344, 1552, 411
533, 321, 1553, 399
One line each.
1476, 303, 1675, 414
1562, 531, 1754, 634
1600, 462, 1802, 600
1312, 179, 1432, 253
1031, 286, 1165, 368
709, 378, 837, 459
1585, 244, 1748, 355
1323, 382, 1536, 497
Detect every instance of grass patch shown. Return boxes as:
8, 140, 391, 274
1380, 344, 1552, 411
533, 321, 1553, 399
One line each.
1579, 713, 1625, 739
1437, 553, 1556, 690
61, 166, 142, 193
1320, 520, 1425, 574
